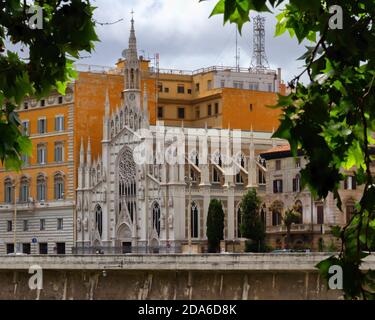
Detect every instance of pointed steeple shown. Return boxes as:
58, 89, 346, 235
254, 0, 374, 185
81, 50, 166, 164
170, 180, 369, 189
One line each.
87, 137, 92, 166
105, 89, 110, 118
122, 14, 140, 91
123, 13, 138, 64
80, 137, 85, 166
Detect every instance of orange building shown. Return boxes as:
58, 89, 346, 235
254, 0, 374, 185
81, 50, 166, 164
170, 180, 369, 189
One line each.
0, 17, 285, 255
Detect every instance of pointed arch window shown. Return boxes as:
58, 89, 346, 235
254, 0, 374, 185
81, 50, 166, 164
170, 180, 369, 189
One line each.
120, 111, 124, 128
130, 69, 135, 89
191, 202, 199, 238
152, 203, 161, 237
237, 207, 243, 238
129, 111, 134, 129
97, 164, 101, 182
95, 205, 103, 238
124, 107, 129, 125
118, 147, 137, 223
236, 154, 245, 184
134, 113, 138, 131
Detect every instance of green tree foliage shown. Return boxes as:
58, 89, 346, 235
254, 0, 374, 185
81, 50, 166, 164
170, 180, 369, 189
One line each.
203, 0, 375, 299
206, 199, 225, 253
0, 0, 98, 170
240, 188, 265, 251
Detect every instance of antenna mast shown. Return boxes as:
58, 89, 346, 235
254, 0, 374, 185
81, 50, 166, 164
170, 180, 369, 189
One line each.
251, 15, 269, 70
235, 28, 240, 71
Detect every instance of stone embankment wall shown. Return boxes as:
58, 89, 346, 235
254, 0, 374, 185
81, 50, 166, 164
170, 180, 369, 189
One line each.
1, 253, 371, 300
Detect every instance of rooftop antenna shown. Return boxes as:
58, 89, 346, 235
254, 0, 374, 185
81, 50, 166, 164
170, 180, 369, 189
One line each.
235, 27, 240, 71
251, 15, 269, 70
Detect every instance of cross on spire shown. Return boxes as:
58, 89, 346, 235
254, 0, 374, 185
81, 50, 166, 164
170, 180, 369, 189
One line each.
131, 9, 134, 21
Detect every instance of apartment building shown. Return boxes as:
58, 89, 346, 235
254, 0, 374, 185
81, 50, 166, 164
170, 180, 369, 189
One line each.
260, 145, 361, 251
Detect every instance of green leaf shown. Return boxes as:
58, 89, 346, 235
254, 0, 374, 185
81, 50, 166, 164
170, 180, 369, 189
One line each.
209, 0, 225, 18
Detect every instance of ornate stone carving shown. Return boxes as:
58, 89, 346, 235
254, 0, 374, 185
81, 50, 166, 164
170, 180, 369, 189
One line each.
102, 189, 107, 203
84, 196, 88, 211
168, 197, 173, 208
139, 186, 145, 200
77, 217, 82, 232
30, 99, 37, 107
65, 92, 73, 102
119, 147, 136, 183
161, 212, 166, 230
83, 216, 89, 232
168, 214, 174, 229
47, 96, 55, 105
77, 197, 81, 211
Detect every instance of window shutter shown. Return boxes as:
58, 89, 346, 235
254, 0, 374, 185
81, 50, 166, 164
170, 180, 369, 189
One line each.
352, 176, 357, 190
273, 181, 277, 193
280, 180, 283, 193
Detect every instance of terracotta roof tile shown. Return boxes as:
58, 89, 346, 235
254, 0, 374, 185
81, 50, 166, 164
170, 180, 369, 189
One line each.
261, 144, 291, 155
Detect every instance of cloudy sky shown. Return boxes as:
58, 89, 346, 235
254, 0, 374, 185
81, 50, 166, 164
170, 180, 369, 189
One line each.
83, 0, 310, 83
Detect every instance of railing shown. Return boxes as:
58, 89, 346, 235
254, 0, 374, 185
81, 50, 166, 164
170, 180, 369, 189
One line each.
74, 64, 278, 77
74, 63, 123, 75
192, 65, 277, 75
266, 224, 330, 233
72, 245, 183, 255
150, 65, 278, 76
149, 67, 193, 76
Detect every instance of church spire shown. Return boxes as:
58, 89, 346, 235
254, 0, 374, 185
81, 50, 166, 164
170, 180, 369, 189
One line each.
105, 88, 110, 117
80, 137, 85, 166
87, 137, 91, 166
122, 13, 140, 91
127, 12, 138, 63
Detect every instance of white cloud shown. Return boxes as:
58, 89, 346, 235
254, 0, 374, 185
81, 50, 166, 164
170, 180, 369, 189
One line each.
85, 0, 309, 83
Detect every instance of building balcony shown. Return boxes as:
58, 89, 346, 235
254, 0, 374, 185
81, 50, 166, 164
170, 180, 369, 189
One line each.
266, 224, 331, 234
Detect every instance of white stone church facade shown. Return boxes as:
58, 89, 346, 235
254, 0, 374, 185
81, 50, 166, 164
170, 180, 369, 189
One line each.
75, 19, 286, 253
